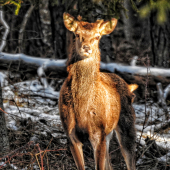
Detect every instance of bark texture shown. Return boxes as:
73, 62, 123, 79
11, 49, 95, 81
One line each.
0, 85, 10, 156
150, 12, 170, 67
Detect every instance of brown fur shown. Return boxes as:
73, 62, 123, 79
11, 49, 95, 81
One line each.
59, 13, 137, 170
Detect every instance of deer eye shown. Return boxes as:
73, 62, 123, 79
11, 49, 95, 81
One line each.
95, 36, 100, 40
76, 34, 79, 38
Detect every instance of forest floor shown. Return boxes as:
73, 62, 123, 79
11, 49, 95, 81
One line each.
0, 78, 170, 170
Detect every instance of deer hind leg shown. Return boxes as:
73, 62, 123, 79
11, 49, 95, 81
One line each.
68, 129, 85, 170
115, 115, 136, 170
89, 131, 108, 170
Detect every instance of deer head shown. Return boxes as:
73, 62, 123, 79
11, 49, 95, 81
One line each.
63, 13, 117, 59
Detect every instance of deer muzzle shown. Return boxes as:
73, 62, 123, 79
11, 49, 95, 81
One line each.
81, 44, 92, 55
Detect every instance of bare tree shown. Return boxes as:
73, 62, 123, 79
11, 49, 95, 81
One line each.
150, 12, 170, 67
0, 6, 10, 156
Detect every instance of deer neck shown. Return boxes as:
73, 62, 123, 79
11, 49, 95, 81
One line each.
68, 50, 100, 113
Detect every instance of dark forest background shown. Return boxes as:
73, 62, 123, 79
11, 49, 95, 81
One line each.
1, 0, 170, 67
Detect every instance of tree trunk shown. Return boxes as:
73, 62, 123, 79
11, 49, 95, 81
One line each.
49, 0, 66, 59
122, 0, 134, 42
150, 12, 170, 67
66, 30, 74, 59
0, 85, 10, 157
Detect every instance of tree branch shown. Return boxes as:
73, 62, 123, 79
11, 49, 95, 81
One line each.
18, 3, 35, 53
0, 7, 9, 52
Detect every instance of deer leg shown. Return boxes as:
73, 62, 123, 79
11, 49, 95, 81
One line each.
68, 129, 85, 170
105, 131, 113, 170
90, 132, 107, 170
115, 115, 136, 170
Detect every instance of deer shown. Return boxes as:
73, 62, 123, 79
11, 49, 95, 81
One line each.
59, 12, 138, 170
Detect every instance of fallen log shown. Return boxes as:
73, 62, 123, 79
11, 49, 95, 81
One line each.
1, 52, 170, 100
1, 52, 170, 81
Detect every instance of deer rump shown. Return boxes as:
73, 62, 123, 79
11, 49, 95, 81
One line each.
59, 12, 137, 170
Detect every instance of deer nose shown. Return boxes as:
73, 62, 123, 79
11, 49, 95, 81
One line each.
83, 45, 90, 50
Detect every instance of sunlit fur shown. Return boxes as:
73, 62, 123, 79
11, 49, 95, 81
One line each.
59, 13, 137, 170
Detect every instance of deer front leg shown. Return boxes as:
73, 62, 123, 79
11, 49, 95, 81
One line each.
90, 132, 108, 170
69, 129, 85, 170
105, 131, 113, 170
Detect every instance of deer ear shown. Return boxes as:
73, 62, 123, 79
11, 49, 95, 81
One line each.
128, 84, 138, 92
99, 18, 117, 35
63, 13, 78, 32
